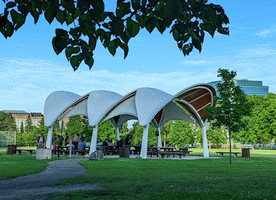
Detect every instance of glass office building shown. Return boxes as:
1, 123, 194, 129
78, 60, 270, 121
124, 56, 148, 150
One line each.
208, 79, 269, 97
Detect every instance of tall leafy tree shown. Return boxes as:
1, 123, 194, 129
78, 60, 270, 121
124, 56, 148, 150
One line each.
98, 120, 115, 142
24, 116, 48, 147
65, 115, 84, 136
82, 116, 93, 142
161, 120, 173, 147
204, 68, 252, 163
167, 120, 196, 147
206, 123, 227, 145
0, 0, 229, 70
119, 122, 129, 142
235, 93, 276, 146
53, 120, 61, 139
131, 122, 157, 146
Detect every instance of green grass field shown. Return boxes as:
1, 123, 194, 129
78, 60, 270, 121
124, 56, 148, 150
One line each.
0, 147, 79, 180
49, 148, 275, 200
1, 147, 276, 199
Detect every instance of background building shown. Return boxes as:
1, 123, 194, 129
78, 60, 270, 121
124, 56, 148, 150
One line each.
1, 110, 43, 132
208, 79, 269, 97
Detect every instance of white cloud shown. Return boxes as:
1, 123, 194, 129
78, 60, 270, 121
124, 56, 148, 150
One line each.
236, 47, 276, 58
256, 29, 273, 37
181, 60, 210, 65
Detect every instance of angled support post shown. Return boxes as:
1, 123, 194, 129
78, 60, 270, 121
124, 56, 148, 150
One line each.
115, 126, 120, 141
89, 125, 98, 155
140, 124, 149, 159
46, 126, 53, 149
157, 126, 162, 149
202, 122, 210, 158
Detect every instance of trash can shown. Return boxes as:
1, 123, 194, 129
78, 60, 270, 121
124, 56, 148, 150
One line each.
7, 145, 17, 155
242, 148, 250, 158
119, 146, 130, 158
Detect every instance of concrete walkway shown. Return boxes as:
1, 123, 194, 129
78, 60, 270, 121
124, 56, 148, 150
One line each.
0, 158, 102, 200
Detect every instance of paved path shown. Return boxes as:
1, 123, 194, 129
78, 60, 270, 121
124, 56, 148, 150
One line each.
0, 158, 102, 200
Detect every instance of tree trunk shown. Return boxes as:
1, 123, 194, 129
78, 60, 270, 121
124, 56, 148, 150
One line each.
163, 134, 166, 147
229, 130, 232, 164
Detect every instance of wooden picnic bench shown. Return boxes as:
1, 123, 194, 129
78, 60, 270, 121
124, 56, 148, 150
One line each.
16, 149, 34, 155
56, 145, 89, 158
159, 151, 193, 159
61, 149, 89, 156
216, 152, 240, 157
148, 149, 193, 158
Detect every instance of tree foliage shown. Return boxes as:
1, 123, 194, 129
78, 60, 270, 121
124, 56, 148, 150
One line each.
17, 116, 48, 146
130, 121, 157, 146
66, 115, 85, 136
25, 114, 33, 133
97, 120, 115, 142
0, 111, 16, 131
166, 120, 197, 146
65, 115, 93, 142
206, 123, 227, 145
20, 121, 24, 133
204, 68, 252, 163
234, 93, 276, 145
0, 0, 229, 70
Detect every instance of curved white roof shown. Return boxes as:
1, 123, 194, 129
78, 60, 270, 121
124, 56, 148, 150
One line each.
44, 91, 82, 127
44, 84, 216, 128
87, 90, 123, 127
135, 87, 173, 126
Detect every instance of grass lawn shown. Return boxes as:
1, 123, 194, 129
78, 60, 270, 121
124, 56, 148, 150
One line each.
1, 147, 276, 199
44, 149, 276, 200
0, 147, 81, 180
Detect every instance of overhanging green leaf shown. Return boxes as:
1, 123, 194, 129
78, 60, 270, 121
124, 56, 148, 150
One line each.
52, 36, 69, 55
11, 9, 25, 30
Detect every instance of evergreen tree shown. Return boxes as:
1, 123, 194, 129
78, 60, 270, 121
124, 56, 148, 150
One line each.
60, 120, 65, 134
0, 111, 16, 131
20, 121, 24, 133
25, 114, 33, 133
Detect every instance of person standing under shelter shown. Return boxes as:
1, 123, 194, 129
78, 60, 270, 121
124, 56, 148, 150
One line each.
125, 134, 132, 150
59, 134, 64, 146
74, 133, 80, 143
37, 133, 45, 148
80, 134, 85, 142
64, 133, 69, 146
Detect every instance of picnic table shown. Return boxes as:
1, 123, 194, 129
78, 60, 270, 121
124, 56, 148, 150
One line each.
216, 152, 240, 157
56, 145, 89, 157
16, 149, 34, 155
148, 147, 193, 158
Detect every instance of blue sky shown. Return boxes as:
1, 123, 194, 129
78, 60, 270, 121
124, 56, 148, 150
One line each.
0, 0, 276, 114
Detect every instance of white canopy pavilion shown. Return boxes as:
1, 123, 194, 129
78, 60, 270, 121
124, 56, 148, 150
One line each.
44, 84, 216, 159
